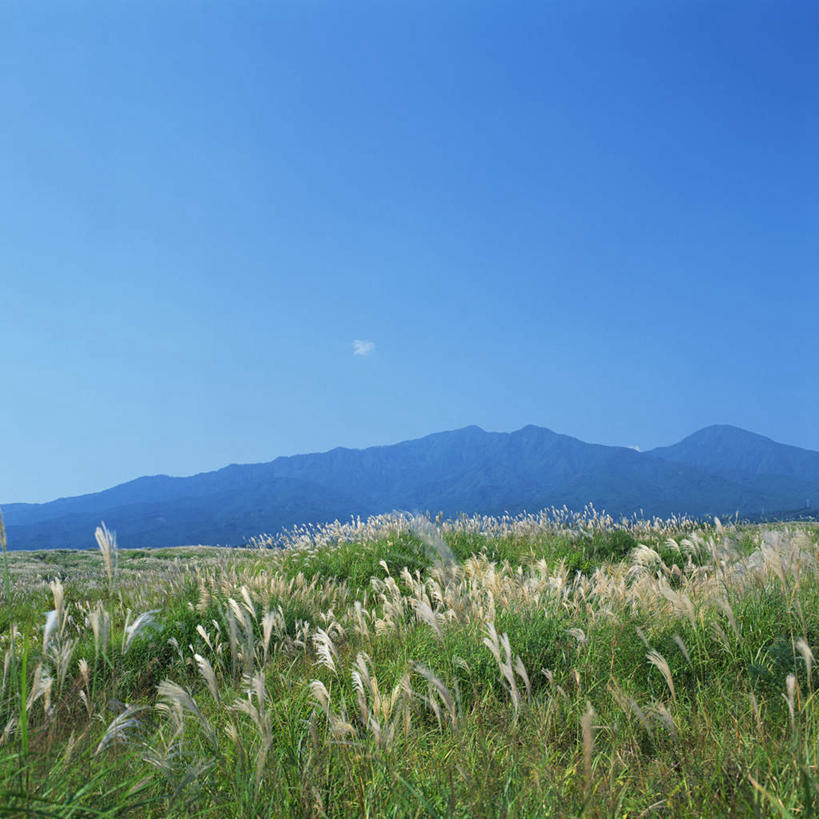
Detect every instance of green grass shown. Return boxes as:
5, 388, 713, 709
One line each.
0, 514, 817, 816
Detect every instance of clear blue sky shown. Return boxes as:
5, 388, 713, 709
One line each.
2, 1, 817, 503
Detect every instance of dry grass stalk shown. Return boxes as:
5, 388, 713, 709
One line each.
796, 638, 814, 690
647, 649, 676, 702
95, 522, 118, 592
581, 703, 595, 798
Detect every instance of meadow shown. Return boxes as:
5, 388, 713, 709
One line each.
1, 508, 818, 817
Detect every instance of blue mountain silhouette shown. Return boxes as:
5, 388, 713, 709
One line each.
3, 424, 817, 548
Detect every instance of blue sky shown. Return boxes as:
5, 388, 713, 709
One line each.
1, 1, 817, 503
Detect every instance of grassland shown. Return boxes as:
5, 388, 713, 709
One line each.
1, 509, 818, 816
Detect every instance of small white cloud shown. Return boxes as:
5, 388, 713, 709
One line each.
629, 444, 642, 452
352, 339, 375, 357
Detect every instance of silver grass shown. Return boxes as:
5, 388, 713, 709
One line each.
228, 597, 248, 632
647, 649, 676, 702
157, 679, 211, 736
514, 655, 532, 699
715, 597, 739, 640
196, 624, 213, 651
194, 654, 221, 704
796, 638, 814, 689
351, 654, 373, 726
312, 628, 338, 674
232, 671, 273, 785
2, 625, 18, 696
658, 582, 697, 629
167, 636, 184, 664
88, 604, 111, 657
78, 658, 90, 689
261, 609, 278, 664
26, 663, 54, 715
2, 717, 16, 745
649, 701, 679, 742
123, 610, 159, 653
61, 731, 78, 765
784, 673, 797, 730
609, 682, 653, 738
415, 599, 443, 638
672, 633, 692, 666
95, 704, 148, 754
239, 585, 257, 621
581, 703, 595, 795
50, 638, 77, 694
95, 522, 118, 591
43, 609, 59, 653
749, 691, 762, 733
425, 686, 443, 729
353, 601, 371, 638
49, 578, 65, 625
710, 621, 731, 652
78, 658, 92, 716
196, 581, 212, 614
483, 622, 522, 713
309, 679, 331, 713
413, 663, 457, 728
567, 627, 587, 645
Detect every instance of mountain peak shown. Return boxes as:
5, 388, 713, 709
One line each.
452, 424, 486, 435
650, 425, 819, 482
684, 424, 772, 442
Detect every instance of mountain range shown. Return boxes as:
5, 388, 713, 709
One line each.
3, 424, 818, 549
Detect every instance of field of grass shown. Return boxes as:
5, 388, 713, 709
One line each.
1, 508, 818, 816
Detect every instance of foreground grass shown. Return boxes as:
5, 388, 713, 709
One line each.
1, 510, 818, 816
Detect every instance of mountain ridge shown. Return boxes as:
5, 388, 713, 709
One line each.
3, 424, 818, 549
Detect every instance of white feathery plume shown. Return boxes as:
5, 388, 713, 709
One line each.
647, 649, 676, 702
95, 705, 147, 754
95, 522, 118, 590
415, 599, 443, 638
796, 638, 814, 689
43, 610, 59, 653
194, 654, 221, 704
123, 610, 159, 654
312, 628, 338, 674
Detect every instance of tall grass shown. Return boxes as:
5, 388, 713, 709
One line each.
0, 512, 817, 815
95, 521, 118, 596
0, 510, 10, 622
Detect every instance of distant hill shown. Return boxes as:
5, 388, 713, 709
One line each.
3, 424, 818, 548
649, 425, 819, 482
648, 425, 819, 515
